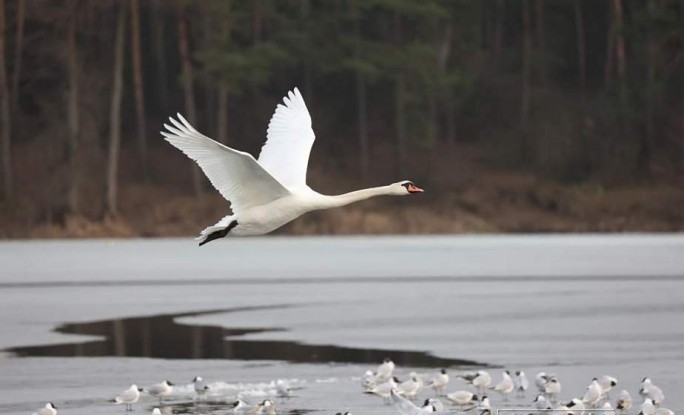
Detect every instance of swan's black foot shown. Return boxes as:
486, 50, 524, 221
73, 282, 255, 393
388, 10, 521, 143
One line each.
199, 220, 238, 246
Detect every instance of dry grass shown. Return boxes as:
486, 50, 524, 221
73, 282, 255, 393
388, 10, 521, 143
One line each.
2, 142, 683, 239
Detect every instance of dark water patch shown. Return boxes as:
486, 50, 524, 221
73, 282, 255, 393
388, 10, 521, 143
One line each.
5, 305, 484, 367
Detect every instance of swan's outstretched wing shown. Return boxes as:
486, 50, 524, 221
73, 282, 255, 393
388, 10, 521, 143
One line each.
258, 87, 316, 189
162, 114, 290, 213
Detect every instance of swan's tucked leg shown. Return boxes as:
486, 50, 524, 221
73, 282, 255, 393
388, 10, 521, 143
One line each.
197, 219, 238, 246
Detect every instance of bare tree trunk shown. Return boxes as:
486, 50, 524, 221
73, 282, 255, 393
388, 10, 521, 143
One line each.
613, 0, 626, 99
10, 0, 24, 112
521, 0, 532, 134
177, 3, 202, 195
642, 0, 657, 173
439, 22, 454, 144
150, 0, 168, 113
300, 0, 312, 105
217, 84, 228, 144
106, 3, 126, 216
534, 0, 547, 85
130, 0, 147, 178
394, 11, 406, 175
604, 5, 615, 85
574, 0, 587, 95
351, 0, 368, 179
216, 7, 231, 145
681, 0, 684, 170
253, 0, 263, 43
67, 5, 79, 214
201, 9, 214, 136
492, 0, 503, 71
0, 0, 12, 199
356, 73, 368, 179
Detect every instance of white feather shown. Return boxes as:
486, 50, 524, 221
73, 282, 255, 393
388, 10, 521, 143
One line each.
162, 113, 290, 214
259, 87, 316, 189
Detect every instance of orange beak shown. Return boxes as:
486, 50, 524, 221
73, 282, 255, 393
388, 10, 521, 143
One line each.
407, 184, 424, 193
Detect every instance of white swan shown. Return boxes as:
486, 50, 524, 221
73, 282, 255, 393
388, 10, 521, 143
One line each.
161, 87, 423, 246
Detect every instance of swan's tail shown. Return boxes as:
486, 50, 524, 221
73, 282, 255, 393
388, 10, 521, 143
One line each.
196, 215, 238, 246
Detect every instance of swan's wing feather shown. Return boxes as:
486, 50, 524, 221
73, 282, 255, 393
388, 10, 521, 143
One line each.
258, 87, 316, 189
162, 114, 290, 213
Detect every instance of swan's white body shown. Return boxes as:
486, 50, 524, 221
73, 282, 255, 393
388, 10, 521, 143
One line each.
162, 88, 422, 245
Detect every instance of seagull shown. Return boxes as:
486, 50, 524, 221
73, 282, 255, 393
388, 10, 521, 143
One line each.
423, 398, 445, 412
114, 384, 141, 411
32, 403, 57, 415
535, 372, 548, 393
598, 376, 618, 399
362, 370, 376, 389
390, 389, 435, 415
544, 378, 561, 403
144, 380, 174, 404
533, 394, 552, 410
364, 377, 399, 404
445, 390, 478, 409
648, 386, 664, 406
515, 371, 529, 396
616, 390, 633, 413
256, 399, 277, 415
375, 358, 396, 384
655, 408, 675, 415
458, 371, 491, 393
639, 398, 656, 415
161, 88, 424, 246
397, 375, 422, 400
232, 399, 251, 415
192, 377, 209, 400
491, 370, 514, 400
566, 398, 586, 415
429, 369, 450, 396
477, 395, 491, 415
582, 379, 603, 407
275, 379, 291, 398
602, 402, 616, 415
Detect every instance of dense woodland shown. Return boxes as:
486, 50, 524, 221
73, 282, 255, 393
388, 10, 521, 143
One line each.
0, 0, 683, 237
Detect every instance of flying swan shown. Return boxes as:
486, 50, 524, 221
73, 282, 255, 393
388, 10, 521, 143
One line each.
161, 87, 423, 246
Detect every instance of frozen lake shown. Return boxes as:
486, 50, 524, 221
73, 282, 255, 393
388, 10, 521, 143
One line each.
0, 235, 682, 415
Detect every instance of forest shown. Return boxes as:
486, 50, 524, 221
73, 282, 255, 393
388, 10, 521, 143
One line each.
0, 0, 683, 238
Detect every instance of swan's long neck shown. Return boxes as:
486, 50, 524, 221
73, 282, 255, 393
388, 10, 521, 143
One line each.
316, 185, 394, 210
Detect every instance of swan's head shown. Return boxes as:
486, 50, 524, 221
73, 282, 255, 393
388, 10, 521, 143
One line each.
394, 180, 424, 195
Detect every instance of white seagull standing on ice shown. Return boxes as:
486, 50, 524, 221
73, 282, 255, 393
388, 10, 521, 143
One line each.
446, 390, 478, 409
598, 375, 618, 399
375, 358, 396, 384
582, 379, 603, 407
458, 370, 491, 394
429, 369, 449, 395
492, 370, 514, 400
515, 370, 529, 396
114, 384, 141, 411
144, 380, 174, 404
32, 403, 57, 415
162, 88, 423, 246
616, 390, 633, 413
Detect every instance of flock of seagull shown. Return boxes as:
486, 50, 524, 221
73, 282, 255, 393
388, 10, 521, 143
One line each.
360, 359, 674, 415
30, 359, 676, 415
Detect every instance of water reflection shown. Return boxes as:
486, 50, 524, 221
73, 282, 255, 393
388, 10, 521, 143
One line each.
7, 305, 482, 367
